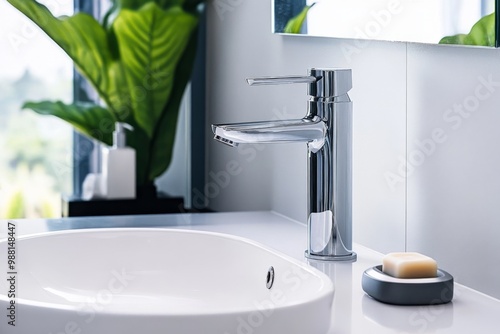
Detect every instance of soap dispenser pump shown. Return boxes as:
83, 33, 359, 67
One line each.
101, 122, 136, 199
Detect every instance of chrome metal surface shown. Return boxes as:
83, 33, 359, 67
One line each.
247, 68, 352, 99
305, 250, 357, 262
212, 117, 326, 152
247, 76, 317, 86
212, 68, 356, 262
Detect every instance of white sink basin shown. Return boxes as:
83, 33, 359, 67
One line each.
0, 228, 333, 334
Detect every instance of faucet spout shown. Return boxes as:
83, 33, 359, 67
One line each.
212, 116, 327, 152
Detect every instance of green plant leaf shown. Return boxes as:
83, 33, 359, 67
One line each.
113, 3, 197, 137
7, 0, 202, 185
103, 1, 185, 30
109, 0, 204, 10
23, 101, 116, 146
284, 3, 315, 34
439, 13, 495, 47
6, 1, 197, 137
6, 0, 130, 122
146, 25, 198, 181
112, 0, 184, 11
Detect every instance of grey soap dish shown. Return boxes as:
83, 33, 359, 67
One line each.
362, 265, 454, 305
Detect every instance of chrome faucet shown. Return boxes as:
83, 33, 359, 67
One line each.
212, 68, 356, 262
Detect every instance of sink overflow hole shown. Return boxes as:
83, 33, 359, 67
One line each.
266, 266, 275, 289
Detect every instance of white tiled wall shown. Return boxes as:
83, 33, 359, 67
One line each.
407, 43, 500, 298
206, 1, 500, 298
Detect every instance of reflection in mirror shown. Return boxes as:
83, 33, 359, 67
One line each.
274, 0, 498, 48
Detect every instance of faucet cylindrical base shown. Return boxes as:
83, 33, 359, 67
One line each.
305, 251, 357, 262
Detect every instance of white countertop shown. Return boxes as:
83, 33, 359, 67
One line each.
2, 211, 499, 333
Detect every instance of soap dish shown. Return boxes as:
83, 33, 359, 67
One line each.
362, 265, 454, 305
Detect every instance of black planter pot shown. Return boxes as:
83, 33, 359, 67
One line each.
62, 184, 184, 217
136, 184, 158, 199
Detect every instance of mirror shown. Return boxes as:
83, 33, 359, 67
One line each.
274, 0, 499, 47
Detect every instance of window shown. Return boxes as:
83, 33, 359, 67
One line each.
0, 0, 74, 218
1, 1, 207, 217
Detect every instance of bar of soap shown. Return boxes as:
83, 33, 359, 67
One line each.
382, 252, 437, 278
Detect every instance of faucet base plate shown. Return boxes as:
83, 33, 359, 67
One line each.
305, 251, 357, 262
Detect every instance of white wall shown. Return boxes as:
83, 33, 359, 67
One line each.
406, 43, 500, 299
205, 1, 500, 299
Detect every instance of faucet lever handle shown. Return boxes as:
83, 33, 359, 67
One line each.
246, 76, 317, 86
246, 68, 352, 98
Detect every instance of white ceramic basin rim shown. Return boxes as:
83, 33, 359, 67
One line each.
0, 228, 334, 334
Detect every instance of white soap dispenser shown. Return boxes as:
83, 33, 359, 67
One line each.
101, 122, 136, 199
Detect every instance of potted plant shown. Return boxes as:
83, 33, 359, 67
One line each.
7, 0, 205, 212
